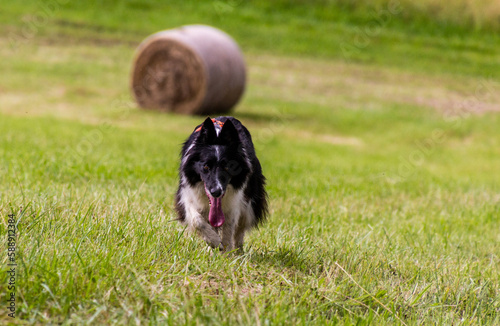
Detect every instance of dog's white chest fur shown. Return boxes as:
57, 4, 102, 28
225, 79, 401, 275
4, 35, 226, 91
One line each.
179, 180, 255, 251
180, 181, 248, 224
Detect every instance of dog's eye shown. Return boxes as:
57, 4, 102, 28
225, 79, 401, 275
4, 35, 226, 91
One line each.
203, 165, 210, 172
224, 166, 229, 171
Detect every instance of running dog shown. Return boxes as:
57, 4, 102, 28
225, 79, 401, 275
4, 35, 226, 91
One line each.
175, 117, 268, 251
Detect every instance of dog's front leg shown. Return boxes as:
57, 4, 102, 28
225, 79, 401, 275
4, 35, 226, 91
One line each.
221, 212, 239, 252
233, 218, 247, 252
186, 208, 223, 250
193, 218, 223, 250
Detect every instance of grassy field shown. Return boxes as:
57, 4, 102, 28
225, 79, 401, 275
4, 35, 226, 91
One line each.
1, 1, 499, 325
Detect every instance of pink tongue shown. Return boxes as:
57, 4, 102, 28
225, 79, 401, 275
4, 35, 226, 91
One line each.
208, 196, 225, 227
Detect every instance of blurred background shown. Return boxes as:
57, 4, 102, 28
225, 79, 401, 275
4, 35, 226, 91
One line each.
3, 0, 499, 121
2, 0, 499, 186
1, 1, 499, 324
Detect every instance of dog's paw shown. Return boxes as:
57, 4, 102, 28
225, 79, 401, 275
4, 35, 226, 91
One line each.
208, 241, 226, 253
205, 235, 222, 250
207, 243, 224, 254
222, 243, 235, 253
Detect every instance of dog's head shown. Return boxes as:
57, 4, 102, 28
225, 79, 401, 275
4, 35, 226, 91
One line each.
194, 117, 241, 197
184, 117, 250, 227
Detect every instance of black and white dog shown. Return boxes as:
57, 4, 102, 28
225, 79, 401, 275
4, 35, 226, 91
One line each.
175, 117, 268, 251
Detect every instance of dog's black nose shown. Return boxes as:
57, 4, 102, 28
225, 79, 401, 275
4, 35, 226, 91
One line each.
210, 188, 222, 198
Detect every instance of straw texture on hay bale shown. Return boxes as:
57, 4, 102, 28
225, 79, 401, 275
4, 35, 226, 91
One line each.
131, 25, 246, 115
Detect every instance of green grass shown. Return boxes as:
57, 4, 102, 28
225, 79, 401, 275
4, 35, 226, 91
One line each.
2, 0, 500, 78
1, 1, 499, 325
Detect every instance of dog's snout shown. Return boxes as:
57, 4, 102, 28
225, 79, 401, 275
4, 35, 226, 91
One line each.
210, 187, 223, 198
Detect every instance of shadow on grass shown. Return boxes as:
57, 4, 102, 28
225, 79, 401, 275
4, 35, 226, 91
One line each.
246, 246, 324, 275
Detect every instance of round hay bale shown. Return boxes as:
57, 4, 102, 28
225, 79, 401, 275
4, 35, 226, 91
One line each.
131, 25, 246, 115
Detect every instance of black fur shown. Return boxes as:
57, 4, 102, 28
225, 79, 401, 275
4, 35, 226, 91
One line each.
175, 116, 268, 229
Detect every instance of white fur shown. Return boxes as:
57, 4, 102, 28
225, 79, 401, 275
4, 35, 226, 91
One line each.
215, 146, 220, 160
182, 143, 195, 165
214, 146, 224, 192
180, 180, 253, 251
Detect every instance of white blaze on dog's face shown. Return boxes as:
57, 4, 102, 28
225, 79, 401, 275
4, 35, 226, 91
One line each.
197, 149, 230, 197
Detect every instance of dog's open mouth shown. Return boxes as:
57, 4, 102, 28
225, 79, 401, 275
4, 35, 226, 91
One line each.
205, 187, 225, 228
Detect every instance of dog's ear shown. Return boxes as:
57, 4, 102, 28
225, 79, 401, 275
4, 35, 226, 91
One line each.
196, 117, 217, 144
218, 119, 239, 147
